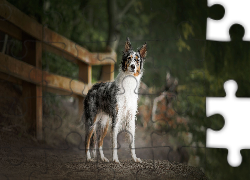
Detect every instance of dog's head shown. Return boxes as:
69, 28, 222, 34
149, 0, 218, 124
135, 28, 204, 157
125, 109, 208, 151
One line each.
121, 37, 147, 76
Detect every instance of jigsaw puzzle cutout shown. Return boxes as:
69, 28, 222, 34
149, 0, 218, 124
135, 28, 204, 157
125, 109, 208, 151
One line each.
207, 0, 250, 41
206, 80, 250, 167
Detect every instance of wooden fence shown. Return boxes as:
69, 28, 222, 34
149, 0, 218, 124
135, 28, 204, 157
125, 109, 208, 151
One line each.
0, 0, 116, 140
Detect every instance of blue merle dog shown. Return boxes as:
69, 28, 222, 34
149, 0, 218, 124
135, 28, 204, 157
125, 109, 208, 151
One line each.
84, 37, 147, 163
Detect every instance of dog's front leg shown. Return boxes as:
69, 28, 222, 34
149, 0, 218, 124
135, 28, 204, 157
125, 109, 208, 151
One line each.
128, 115, 142, 163
111, 120, 120, 163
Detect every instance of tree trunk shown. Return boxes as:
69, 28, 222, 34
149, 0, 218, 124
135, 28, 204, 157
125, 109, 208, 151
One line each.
106, 0, 120, 52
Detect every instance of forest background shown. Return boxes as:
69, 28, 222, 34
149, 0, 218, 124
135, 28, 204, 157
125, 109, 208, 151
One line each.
4, 0, 250, 179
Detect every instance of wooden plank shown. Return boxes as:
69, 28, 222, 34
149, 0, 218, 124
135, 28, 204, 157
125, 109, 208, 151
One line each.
78, 61, 91, 118
0, 53, 41, 83
35, 40, 43, 140
0, 72, 22, 85
78, 96, 84, 119
43, 71, 89, 96
43, 28, 116, 65
78, 61, 92, 84
0, 19, 22, 40
21, 33, 43, 140
100, 64, 114, 82
78, 60, 92, 119
0, 72, 85, 98
0, 53, 89, 96
0, 1, 42, 40
36, 84, 43, 140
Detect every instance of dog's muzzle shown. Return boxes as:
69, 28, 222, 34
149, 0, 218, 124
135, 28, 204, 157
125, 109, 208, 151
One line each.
130, 64, 135, 72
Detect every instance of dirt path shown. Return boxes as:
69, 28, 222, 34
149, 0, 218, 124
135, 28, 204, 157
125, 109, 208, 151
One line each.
0, 130, 208, 180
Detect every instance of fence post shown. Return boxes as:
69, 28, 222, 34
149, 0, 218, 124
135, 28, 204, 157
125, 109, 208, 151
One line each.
78, 61, 92, 118
22, 33, 43, 140
100, 64, 114, 82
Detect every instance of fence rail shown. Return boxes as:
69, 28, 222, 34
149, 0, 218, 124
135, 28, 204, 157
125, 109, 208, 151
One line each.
0, 0, 116, 140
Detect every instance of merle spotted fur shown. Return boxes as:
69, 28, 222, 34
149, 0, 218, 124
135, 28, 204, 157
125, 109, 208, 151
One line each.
84, 81, 119, 152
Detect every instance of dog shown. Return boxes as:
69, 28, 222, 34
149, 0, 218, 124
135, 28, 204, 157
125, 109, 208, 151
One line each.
83, 37, 147, 163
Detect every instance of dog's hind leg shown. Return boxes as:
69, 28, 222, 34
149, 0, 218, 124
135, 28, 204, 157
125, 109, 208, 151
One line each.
98, 115, 109, 162
90, 131, 97, 158
85, 115, 97, 162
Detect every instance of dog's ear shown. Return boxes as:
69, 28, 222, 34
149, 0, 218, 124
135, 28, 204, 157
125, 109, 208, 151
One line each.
124, 37, 131, 52
139, 42, 147, 59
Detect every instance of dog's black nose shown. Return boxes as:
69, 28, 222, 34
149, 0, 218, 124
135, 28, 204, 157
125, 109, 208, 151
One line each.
131, 64, 135, 70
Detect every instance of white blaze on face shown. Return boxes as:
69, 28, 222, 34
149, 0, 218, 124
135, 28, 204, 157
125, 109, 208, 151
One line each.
127, 52, 141, 76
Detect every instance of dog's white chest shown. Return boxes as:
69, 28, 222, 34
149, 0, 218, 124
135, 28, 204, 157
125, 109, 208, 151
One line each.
116, 73, 140, 116
121, 76, 139, 94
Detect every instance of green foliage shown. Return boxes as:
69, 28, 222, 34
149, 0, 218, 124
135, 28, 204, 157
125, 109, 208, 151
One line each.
42, 52, 79, 79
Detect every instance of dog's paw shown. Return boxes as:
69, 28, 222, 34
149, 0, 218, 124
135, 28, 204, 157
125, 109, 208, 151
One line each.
86, 158, 95, 162
113, 158, 120, 163
133, 157, 142, 163
101, 157, 109, 162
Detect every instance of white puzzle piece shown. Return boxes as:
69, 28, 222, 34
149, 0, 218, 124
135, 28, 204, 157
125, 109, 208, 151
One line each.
207, 0, 250, 41
206, 80, 250, 167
